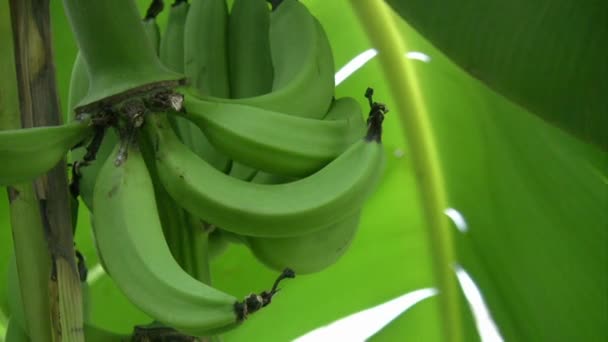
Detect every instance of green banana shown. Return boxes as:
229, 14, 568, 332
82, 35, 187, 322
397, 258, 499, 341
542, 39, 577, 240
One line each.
246, 212, 361, 274
146, 111, 385, 238
160, 0, 193, 147
184, 0, 230, 98
208, 227, 231, 260
157, 0, 230, 277
195, 0, 335, 119
226, 0, 274, 180
160, 0, 189, 74
181, 93, 366, 177
227, 0, 273, 98
179, 0, 232, 173
92, 143, 283, 335
142, 18, 161, 55
0, 118, 92, 186
142, 0, 163, 54
247, 167, 363, 274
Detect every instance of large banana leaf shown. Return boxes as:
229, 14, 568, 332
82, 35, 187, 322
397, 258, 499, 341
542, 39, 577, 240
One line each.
1, 1, 606, 341
385, 0, 608, 150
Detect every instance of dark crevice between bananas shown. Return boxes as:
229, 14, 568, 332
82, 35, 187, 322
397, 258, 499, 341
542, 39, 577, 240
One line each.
69, 89, 184, 199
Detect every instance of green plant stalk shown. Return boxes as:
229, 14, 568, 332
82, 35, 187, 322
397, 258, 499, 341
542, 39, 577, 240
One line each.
349, 1, 462, 341
9, 0, 84, 341
6, 184, 54, 342
61, 0, 182, 112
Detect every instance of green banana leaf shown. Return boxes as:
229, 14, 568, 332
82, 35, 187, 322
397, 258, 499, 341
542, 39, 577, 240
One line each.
384, 0, 608, 150
1, 1, 606, 341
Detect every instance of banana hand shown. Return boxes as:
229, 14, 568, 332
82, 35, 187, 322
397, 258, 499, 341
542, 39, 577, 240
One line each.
147, 110, 385, 238
92, 141, 289, 335
181, 93, 366, 177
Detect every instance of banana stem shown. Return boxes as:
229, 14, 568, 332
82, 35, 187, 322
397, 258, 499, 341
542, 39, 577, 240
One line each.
348, 1, 463, 341
9, 1, 84, 341
61, 0, 182, 112
7, 185, 54, 342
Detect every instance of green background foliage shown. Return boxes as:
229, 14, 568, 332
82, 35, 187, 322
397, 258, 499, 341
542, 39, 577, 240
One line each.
1, 0, 606, 341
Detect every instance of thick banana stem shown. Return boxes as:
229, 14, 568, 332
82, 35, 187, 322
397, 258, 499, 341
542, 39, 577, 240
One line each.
62, 0, 183, 113
9, 0, 84, 340
7, 184, 54, 342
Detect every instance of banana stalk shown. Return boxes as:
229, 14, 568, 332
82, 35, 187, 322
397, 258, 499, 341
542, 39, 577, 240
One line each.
9, 0, 84, 340
6, 187, 54, 342
61, 0, 183, 114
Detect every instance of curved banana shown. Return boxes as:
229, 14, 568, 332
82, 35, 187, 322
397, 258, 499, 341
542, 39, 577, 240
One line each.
246, 212, 361, 274
180, 0, 231, 173
146, 111, 385, 238
184, 0, 230, 98
92, 143, 280, 335
247, 162, 363, 274
0, 118, 92, 186
195, 0, 335, 119
227, 0, 273, 98
142, 18, 160, 54
160, 0, 188, 74
181, 94, 365, 177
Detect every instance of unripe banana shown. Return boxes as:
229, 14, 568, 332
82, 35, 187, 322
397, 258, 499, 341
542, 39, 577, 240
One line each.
184, 0, 230, 98
160, 0, 189, 74
92, 143, 284, 335
0, 118, 92, 186
178, 0, 232, 173
157, 0, 230, 274
227, 0, 273, 98
194, 0, 335, 120
146, 111, 385, 238
181, 93, 366, 177
246, 212, 361, 274
142, 18, 161, 54
226, 0, 274, 180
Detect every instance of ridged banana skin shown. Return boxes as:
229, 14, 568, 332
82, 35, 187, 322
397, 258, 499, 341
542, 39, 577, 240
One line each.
92, 144, 240, 335
194, 0, 334, 119
148, 113, 385, 238
0, 120, 92, 186
180, 0, 231, 173
184, 0, 230, 98
228, 0, 273, 98
142, 17, 161, 54
160, 1, 195, 152
246, 212, 361, 274
160, 1, 189, 74
181, 94, 366, 177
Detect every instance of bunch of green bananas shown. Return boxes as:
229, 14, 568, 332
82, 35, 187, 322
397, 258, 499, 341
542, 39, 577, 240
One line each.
1, 0, 388, 338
